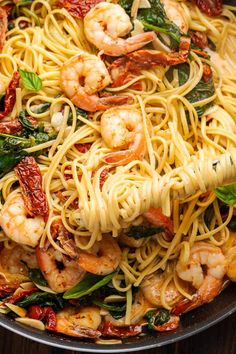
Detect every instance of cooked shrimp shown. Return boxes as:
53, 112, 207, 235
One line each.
36, 246, 85, 293
0, 244, 37, 295
101, 107, 146, 166
141, 272, 183, 308
172, 242, 227, 315
0, 7, 8, 50
84, 2, 155, 56
78, 234, 121, 275
105, 290, 151, 326
0, 193, 45, 247
162, 0, 189, 34
60, 53, 129, 112
55, 306, 101, 338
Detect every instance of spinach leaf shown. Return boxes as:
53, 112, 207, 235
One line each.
215, 184, 236, 206
166, 63, 215, 117
144, 309, 170, 330
204, 205, 214, 228
92, 299, 126, 320
67, 106, 88, 128
17, 292, 65, 311
63, 272, 115, 299
0, 150, 28, 178
19, 69, 42, 92
119, 0, 181, 48
21, 261, 47, 287
19, 111, 35, 131
228, 217, 236, 231
119, 0, 133, 13
126, 225, 164, 239
31, 102, 51, 114
185, 77, 215, 116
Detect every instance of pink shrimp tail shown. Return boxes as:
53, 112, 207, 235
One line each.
72, 94, 132, 112
172, 276, 223, 315
103, 150, 137, 166
104, 31, 156, 56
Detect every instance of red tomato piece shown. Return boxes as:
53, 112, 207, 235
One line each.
75, 143, 92, 153
194, 0, 222, 17
57, 0, 102, 19
99, 322, 142, 338
0, 72, 20, 120
144, 208, 174, 242
14, 156, 49, 217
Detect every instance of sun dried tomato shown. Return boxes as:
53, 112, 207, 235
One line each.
154, 315, 180, 332
75, 143, 92, 153
194, 0, 222, 17
27, 305, 44, 320
190, 31, 208, 49
0, 118, 22, 134
0, 72, 20, 119
99, 168, 109, 190
43, 307, 57, 330
202, 63, 212, 83
14, 156, 49, 217
57, 0, 102, 19
0, 284, 18, 298
27, 305, 57, 330
99, 322, 142, 338
144, 208, 174, 242
4, 288, 38, 305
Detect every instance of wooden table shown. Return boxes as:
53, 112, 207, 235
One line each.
0, 312, 235, 354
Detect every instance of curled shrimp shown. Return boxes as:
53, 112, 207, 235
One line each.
36, 246, 85, 293
172, 242, 227, 315
141, 272, 183, 308
101, 107, 146, 166
78, 234, 121, 275
84, 2, 155, 56
0, 244, 37, 296
0, 193, 45, 247
55, 306, 101, 338
60, 53, 130, 112
162, 0, 189, 34
0, 7, 8, 50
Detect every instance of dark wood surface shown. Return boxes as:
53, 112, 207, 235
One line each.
0, 312, 236, 354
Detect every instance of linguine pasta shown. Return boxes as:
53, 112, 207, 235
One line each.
0, 0, 236, 339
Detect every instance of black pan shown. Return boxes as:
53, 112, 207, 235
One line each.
1, 0, 236, 351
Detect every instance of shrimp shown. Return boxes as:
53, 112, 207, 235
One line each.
172, 242, 227, 315
162, 0, 189, 34
0, 244, 37, 296
36, 246, 85, 293
60, 53, 130, 112
101, 107, 146, 166
223, 231, 236, 282
84, 2, 155, 56
0, 7, 8, 50
78, 234, 121, 275
141, 273, 183, 308
55, 306, 101, 338
0, 193, 45, 247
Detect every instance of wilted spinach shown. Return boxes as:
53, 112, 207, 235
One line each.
126, 225, 164, 239
166, 63, 215, 117
17, 292, 65, 311
144, 309, 170, 330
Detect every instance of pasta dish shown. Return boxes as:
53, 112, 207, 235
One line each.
0, 0, 236, 342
